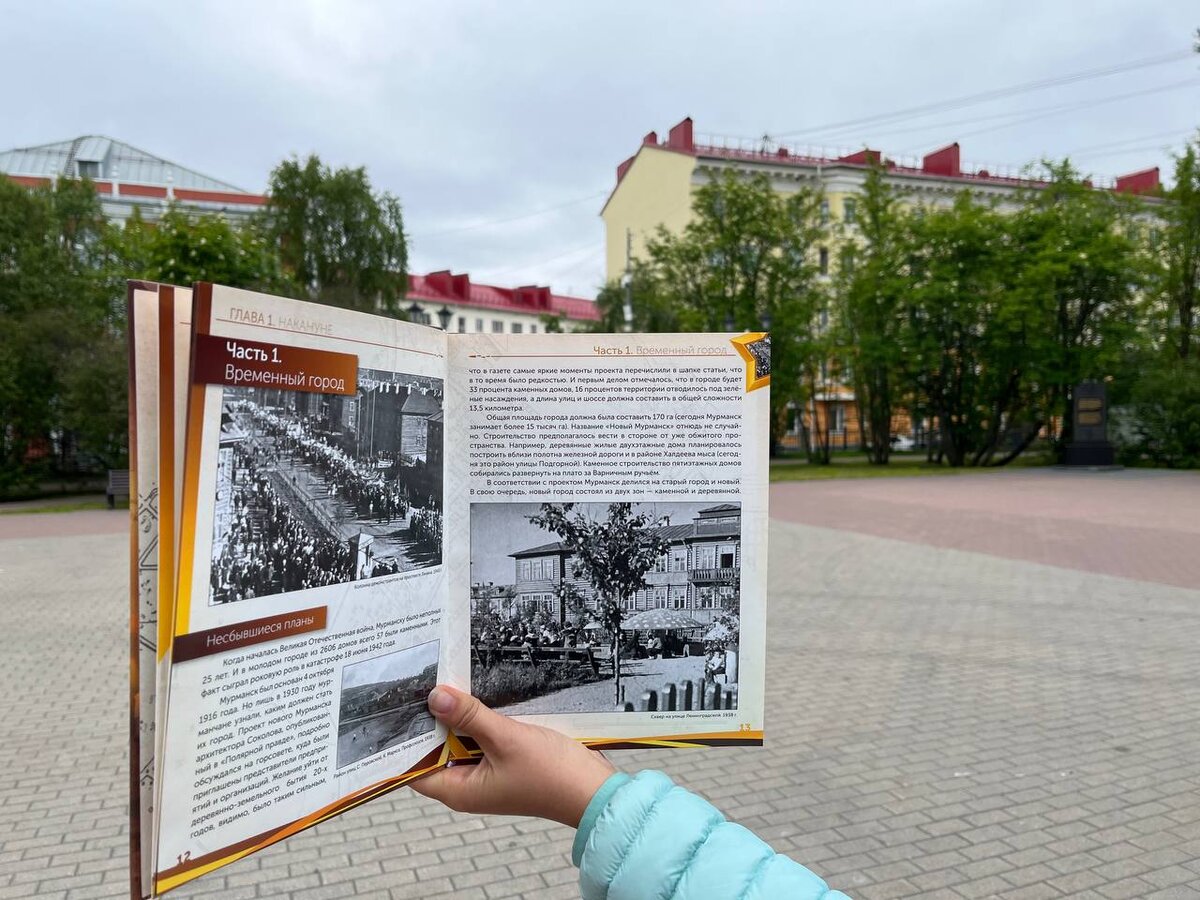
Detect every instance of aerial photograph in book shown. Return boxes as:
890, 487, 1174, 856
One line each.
470, 501, 742, 715
208, 367, 444, 605
336, 639, 439, 768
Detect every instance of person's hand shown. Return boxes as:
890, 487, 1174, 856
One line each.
411, 684, 615, 828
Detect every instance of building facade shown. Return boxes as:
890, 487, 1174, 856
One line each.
3, 137, 600, 336
507, 504, 741, 627
601, 117, 1162, 448
0, 135, 266, 224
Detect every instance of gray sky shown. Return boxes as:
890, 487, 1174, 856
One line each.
2, 1, 1196, 296
341, 638, 439, 690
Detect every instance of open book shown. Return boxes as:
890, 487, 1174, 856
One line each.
128, 281, 771, 896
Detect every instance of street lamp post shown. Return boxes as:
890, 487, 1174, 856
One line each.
436, 306, 453, 330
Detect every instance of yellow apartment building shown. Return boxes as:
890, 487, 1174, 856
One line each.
600, 117, 1161, 449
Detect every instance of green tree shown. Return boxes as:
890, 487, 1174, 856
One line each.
834, 165, 909, 464
0, 177, 124, 491
528, 503, 669, 707
121, 206, 291, 293
1010, 162, 1148, 457
264, 155, 408, 314
901, 194, 1041, 466
592, 261, 682, 333
644, 172, 830, 457
1160, 140, 1200, 359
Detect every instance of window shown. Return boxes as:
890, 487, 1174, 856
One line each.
475, 318, 484, 332
76, 160, 100, 179
511, 323, 523, 334
670, 585, 688, 609
843, 199, 857, 224
819, 199, 830, 224
655, 586, 668, 608
457, 316, 466, 332
530, 324, 538, 334
694, 546, 716, 569
653, 553, 667, 573
720, 549, 736, 569
830, 404, 846, 433
671, 549, 687, 572
819, 247, 829, 276
697, 586, 716, 609
492, 320, 504, 333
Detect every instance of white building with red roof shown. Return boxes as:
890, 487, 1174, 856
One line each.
404, 270, 599, 334
0, 135, 266, 224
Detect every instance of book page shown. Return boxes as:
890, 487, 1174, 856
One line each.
127, 283, 162, 899
446, 331, 769, 750
153, 285, 451, 894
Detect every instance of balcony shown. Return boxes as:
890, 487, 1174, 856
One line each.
689, 567, 740, 584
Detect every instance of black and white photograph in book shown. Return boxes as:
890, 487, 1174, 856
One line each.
207, 367, 444, 605
336, 640, 439, 768
470, 501, 742, 715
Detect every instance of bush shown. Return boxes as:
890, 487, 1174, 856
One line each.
1124, 357, 1200, 468
471, 661, 599, 708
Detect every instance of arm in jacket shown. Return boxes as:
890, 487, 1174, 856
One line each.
573, 771, 851, 900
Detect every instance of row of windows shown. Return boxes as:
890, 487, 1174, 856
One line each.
517, 557, 559, 581
519, 545, 738, 582
406, 306, 543, 334
819, 198, 857, 225
620, 583, 734, 611
456, 316, 538, 335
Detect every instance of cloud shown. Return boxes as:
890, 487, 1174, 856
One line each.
2, 0, 1196, 297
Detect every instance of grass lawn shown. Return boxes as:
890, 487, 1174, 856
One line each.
770, 456, 968, 481
0, 498, 114, 515
770, 449, 1060, 481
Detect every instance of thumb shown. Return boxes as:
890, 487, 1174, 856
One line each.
427, 685, 514, 757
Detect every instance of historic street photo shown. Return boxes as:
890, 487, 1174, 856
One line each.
470, 501, 742, 715
207, 367, 444, 605
336, 639, 439, 769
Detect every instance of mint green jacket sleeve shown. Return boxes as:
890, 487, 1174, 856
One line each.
572, 771, 851, 900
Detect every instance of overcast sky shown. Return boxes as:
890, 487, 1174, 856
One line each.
2, 1, 1196, 297
341, 638, 438, 690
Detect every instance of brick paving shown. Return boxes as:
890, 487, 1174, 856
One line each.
2, 469, 1199, 899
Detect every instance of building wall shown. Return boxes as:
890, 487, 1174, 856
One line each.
510, 525, 741, 627
601, 145, 698, 283
405, 302, 586, 336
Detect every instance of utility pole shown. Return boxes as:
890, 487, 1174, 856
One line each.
621, 228, 633, 333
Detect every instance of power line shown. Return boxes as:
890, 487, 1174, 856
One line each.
409, 190, 606, 240
1070, 137, 1196, 163
774, 48, 1194, 140
1065, 128, 1197, 158
820, 78, 1200, 148
895, 78, 1200, 154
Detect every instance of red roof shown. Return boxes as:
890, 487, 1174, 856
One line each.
407, 270, 599, 321
612, 116, 1161, 197
3, 174, 265, 206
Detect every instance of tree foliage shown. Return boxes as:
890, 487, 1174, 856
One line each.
642, 172, 830, 457
835, 166, 909, 464
264, 155, 408, 314
528, 502, 669, 705
1160, 142, 1200, 360
122, 206, 292, 293
0, 177, 125, 492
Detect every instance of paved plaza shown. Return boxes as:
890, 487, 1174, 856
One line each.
2, 468, 1199, 899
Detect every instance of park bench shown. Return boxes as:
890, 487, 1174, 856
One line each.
107, 469, 130, 509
